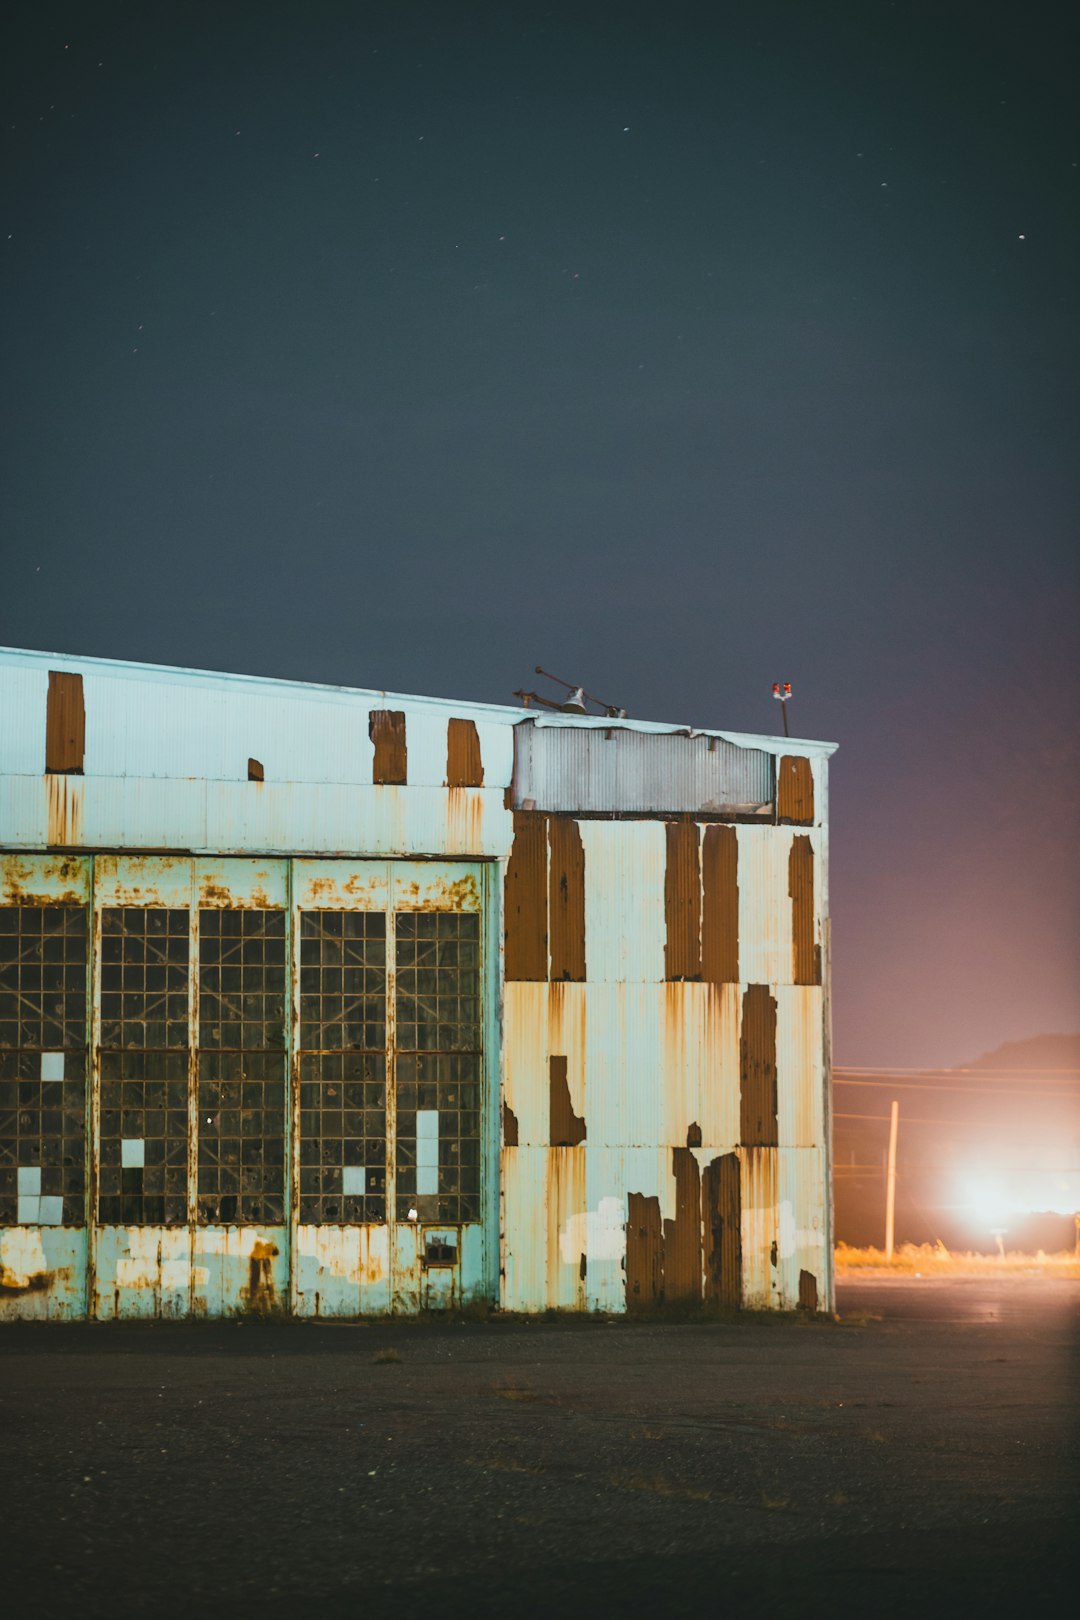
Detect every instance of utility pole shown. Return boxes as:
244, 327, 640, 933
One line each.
885, 1099, 899, 1261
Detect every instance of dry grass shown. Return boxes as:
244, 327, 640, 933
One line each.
835, 1242, 1080, 1278
371, 1346, 402, 1364
608, 1471, 715, 1502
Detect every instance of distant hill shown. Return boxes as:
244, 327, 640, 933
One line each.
968, 1033, 1080, 1071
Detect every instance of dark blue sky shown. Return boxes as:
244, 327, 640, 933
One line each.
3, 1, 1077, 1065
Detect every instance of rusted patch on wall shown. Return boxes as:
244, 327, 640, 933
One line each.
626, 1193, 663, 1310
788, 835, 820, 985
664, 1147, 703, 1303
369, 709, 407, 785
702, 1152, 741, 1307
0, 1267, 53, 1298
548, 818, 585, 982
446, 718, 484, 787
798, 1269, 818, 1312
777, 755, 814, 824
46, 775, 83, 847
549, 1055, 585, 1146
740, 984, 778, 1146
247, 757, 264, 782
664, 821, 701, 980
241, 1240, 279, 1313
504, 812, 548, 980
502, 1101, 519, 1146
686, 1121, 702, 1148
46, 671, 85, 774
701, 823, 738, 983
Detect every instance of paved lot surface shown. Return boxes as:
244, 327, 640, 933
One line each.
2, 1279, 1077, 1619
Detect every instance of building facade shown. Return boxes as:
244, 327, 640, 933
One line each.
0, 647, 836, 1319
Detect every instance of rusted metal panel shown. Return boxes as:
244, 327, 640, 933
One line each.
504, 813, 547, 980
0, 1229, 86, 1321
778, 754, 815, 824
293, 1225, 391, 1316
369, 710, 407, 785
740, 984, 779, 1147
1, 853, 90, 905
549, 1055, 586, 1146
660, 982, 740, 1151
788, 835, 820, 985
548, 818, 585, 981
446, 718, 484, 788
625, 1191, 663, 1310
46, 671, 84, 774
191, 1227, 288, 1315
702, 1151, 741, 1307
664, 1147, 703, 1302
500, 1145, 546, 1311
247, 757, 264, 782
701, 823, 739, 983
513, 722, 775, 814
798, 1269, 818, 1311
664, 822, 701, 981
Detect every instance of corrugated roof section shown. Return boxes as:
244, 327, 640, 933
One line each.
512, 722, 775, 815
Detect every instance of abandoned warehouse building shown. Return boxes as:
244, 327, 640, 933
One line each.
0, 646, 836, 1320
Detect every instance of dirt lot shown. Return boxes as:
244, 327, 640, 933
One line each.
1, 1279, 1077, 1619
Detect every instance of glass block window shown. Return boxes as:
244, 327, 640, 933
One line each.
198, 909, 286, 1225
297, 911, 386, 1224
0, 905, 87, 1226
98, 908, 189, 1226
395, 912, 481, 1224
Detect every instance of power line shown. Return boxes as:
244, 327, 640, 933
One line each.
833, 1077, 1079, 1098
833, 1066, 1080, 1077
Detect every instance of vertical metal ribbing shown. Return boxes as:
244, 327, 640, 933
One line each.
85, 856, 99, 1320
186, 884, 199, 1310
286, 860, 299, 1315
384, 904, 397, 1309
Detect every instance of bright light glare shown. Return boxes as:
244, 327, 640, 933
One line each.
956, 1170, 1080, 1226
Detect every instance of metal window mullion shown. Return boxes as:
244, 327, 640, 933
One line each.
186, 886, 199, 1297
385, 909, 397, 1240
286, 863, 298, 1313
86, 859, 100, 1318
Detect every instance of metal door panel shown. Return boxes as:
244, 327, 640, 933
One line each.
0, 1227, 86, 1320
293, 1224, 391, 1317
94, 1227, 191, 1319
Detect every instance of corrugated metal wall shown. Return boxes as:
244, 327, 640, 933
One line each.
1, 648, 834, 1318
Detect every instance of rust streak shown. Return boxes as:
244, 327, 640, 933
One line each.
548, 818, 585, 982
777, 755, 814, 824
369, 710, 407, 785
788, 835, 820, 985
46, 671, 85, 774
446, 718, 484, 787
548, 1054, 585, 1146
502, 1101, 519, 1146
45, 774, 83, 847
504, 812, 548, 981
740, 984, 778, 1147
702, 1152, 741, 1308
241, 1240, 279, 1313
664, 822, 701, 981
701, 824, 739, 983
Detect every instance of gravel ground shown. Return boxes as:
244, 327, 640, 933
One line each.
1, 1278, 1077, 1618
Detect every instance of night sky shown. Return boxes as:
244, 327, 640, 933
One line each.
3, 2, 1077, 1068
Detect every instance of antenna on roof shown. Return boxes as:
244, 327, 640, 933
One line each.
532, 665, 627, 718
772, 681, 792, 739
